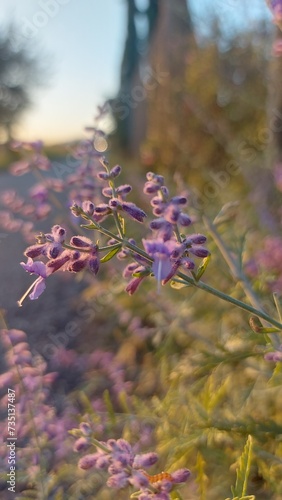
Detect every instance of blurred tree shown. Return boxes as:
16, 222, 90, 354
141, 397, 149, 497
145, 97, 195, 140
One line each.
0, 25, 46, 143
112, 0, 140, 149
111, 0, 194, 154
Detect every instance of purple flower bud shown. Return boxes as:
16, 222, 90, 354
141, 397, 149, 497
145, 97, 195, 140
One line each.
150, 219, 173, 241
46, 244, 62, 259
0, 372, 15, 387
97, 171, 109, 180
146, 171, 155, 181
70, 236, 92, 248
69, 259, 87, 273
114, 439, 133, 454
150, 218, 166, 230
110, 164, 122, 177
82, 200, 95, 215
95, 203, 111, 214
133, 452, 158, 469
130, 471, 150, 489
70, 203, 84, 217
109, 198, 121, 209
123, 262, 139, 278
73, 437, 90, 452
185, 234, 207, 245
144, 182, 160, 194
150, 196, 163, 206
102, 187, 113, 197
189, 247, 210, 258
178, 213, 192, 227
106, 472, 129, 489
116, 184, 132, 196
13, 342, 30, 354
51, 225, 66, 243
78, 454, 98, 470
122, 202, 147, 222
171, 468, 191, 483
1, 329, 26, 345
264, 350, 282, 361
182, 257, 195, 269
47, 252, 71, 273
164, 204, 180, 224
25, 244, 45, 258
170, 196, 187, 205
126, 276, 145, 295
88, 256, 99, 274
79, 422, 92, 436
95, 455, 111, 469
153, 206, 165, 217
146, 172, 164, 185
160, 186, 169, 197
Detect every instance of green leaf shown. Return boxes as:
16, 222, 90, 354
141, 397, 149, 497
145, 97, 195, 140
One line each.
100, 246, 121, 263
81, 223, 97, 230
195, 452, 208, 500
231, 435, 253, 498
171, 491, 184, 499
170, 280, 189, 289
54, 488, 64, 500
225, 497, 255, 500
269, 360, 282, 386
195, 255, 211, 281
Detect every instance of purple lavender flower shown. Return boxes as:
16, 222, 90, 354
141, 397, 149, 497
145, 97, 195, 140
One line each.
76, 436, 190, 498
69, 236, 100, 274
264, 345, 282, 362
132, 452, 159, 468
78, 453, 99, 470
73, 437, 90, 452
121, 202, 147, 223
25, 225, 66, 259
143, 239, 181, 281
19, 258, 50, 302
267, 0, 282, 28
10, 141, 50, 175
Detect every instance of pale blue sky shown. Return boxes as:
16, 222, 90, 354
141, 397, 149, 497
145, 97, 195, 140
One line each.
0, 0, 270, 144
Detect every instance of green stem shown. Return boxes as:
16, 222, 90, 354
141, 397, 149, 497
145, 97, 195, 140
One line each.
177, 271, 282, 332
203, 216, 266, 315
91, 437, 112, 454
82, 213, 282, 333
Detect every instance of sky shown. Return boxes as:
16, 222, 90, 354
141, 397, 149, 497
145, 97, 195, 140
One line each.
0, 0, 271, 145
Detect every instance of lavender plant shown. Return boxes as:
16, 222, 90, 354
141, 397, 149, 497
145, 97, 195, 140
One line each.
5, 129, 281, 499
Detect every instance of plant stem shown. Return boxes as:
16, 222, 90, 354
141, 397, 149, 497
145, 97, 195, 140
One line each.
177, 271, 282, 332
203, 216, 265, 315
83, 214, 282, 333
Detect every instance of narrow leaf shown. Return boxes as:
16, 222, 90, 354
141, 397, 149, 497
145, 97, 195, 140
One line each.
195, 452, 208, 500
81, 223, 97, 230
195, 255, 211, 281
170, 280, 189, 289
100, 246, 121, 263
231, 435, 253, 498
